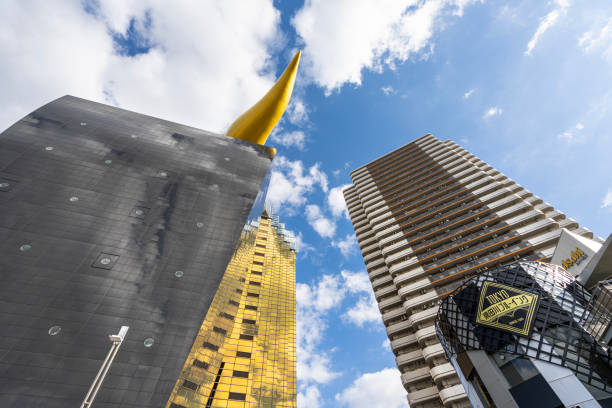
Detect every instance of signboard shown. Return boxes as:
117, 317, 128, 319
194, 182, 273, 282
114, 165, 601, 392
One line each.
476, 281, 539, 337
561, 247, 587, 270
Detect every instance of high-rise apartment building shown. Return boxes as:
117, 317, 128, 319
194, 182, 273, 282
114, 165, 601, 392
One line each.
167, 208, 297, 408
343, 134, 599, 407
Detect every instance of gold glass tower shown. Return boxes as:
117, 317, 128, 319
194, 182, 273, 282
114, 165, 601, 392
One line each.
167, 208, 297, 408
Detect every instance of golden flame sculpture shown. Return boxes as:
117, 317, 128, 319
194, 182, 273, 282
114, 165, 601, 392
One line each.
226, 50, 301, 145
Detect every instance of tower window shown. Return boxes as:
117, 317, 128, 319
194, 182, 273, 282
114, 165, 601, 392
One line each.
233, 370, 249, 378
182, 380, 198, 391
202, 342, 219, 351
193, 359, 209, 369
228, 392, 246, 401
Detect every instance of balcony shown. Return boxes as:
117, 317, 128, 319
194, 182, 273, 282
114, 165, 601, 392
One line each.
372, 274, 392, 290
365, 256, 385, 270
408, 306, 439, 326
430, 362, 456, 383
363, 249, 383, 263
360, 243, 379, 256
386, 246, 417, 265
379, 231, 405, 247
386, 319, 411, 337
389, 258, 421, 275
401, 366, 431, 386
439, 384, 468, 406
382, 307, 405, 324
396, 349, 423, 368
390, 333, 417, 351
374, 285, 397, 300
422, 343, 445, 362
415, 325, 437, 344
407, 385, 440, 406
368, 265, 388, 280
378, 294, 402, 311
381, 238, 411, 256
398, 278, 432, 299
403, 290, 438, 312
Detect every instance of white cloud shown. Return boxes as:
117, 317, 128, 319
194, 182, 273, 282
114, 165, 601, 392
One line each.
295, 231, 315, 255
287, 97, 309, 124
341, 270, 372, 293
297, 274, 345, 392
328, 184, 351, 218
463, 89, 474, 99
292, 0, 478, 94
602, 188, 612, 209
335, 368, 407, 408
381, 86, 396, 95
0, 1, 285, 135
266, 156, 329, 212
483, 106, 503, 118
306, 204, 337, 238
340, 270, 382, 327
382, 338, 391, 351
579, 18, 612, 61
270, 130, 307, 149
557, 122, 585, 143
298, 385, 323, 408
343, 295, 381, 327
332, 233, 358, 258
298, 274, 345, 313
525, 0, 569, 56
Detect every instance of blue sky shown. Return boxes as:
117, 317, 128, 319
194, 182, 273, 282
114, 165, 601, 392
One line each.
2, 1, 612, 407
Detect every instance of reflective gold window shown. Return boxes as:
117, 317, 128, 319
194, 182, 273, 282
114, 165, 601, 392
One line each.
167, 213, 297, 408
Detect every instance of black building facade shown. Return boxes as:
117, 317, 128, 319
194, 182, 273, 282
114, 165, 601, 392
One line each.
0, 96, 275, 407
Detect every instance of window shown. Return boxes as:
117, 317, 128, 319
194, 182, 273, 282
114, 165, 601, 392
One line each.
220, 312, 234, 321
245, 305, 258, 311
236, 351, 251, 358
253, 261, 264, 266
256, 244, 266, 248
235, 289, 243, 294
240, 334, 254, 341
247, 292, 259, 298
202, 342, 219, 351
254, 252, 265, 256
242, 318, 256, 325
213, 326, 227, 336
228, 392, 246, 401
182, 380, 198, 391
249, 281, 261, 286
193, 359, 209, 369
228, 299, 239, 306
233, 370, 249, 378
251, 271, 262, 276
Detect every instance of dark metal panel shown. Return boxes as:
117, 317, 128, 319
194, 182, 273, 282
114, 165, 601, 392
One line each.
0, 96, 274, 407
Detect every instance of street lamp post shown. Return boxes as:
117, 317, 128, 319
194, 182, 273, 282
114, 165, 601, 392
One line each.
80, 326, 130, 408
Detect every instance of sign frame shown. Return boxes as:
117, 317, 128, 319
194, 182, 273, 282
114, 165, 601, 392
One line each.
475, 281, 540, 337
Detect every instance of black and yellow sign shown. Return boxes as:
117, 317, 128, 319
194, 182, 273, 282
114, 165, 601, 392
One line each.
476, 282, 539, 337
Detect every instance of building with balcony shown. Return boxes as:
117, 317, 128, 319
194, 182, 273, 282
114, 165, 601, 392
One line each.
343, 134, 602, 407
